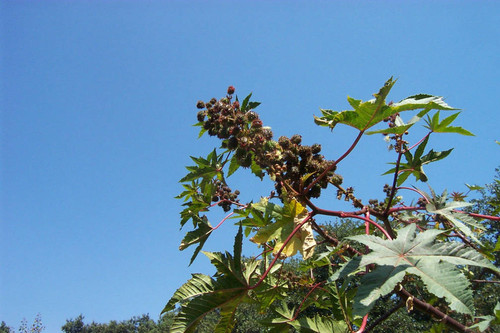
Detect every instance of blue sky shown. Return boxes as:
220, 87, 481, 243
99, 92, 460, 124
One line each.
1, 1, 499, 331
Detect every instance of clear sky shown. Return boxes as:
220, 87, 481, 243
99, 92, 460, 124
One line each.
1, 1, 499, 332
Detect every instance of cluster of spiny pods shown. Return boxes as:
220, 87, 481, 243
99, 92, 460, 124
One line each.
211, 179, 240, 212
196, 86, 343, 200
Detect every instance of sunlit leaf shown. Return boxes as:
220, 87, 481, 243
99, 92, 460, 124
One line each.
424, 111, 474, 136
315, 79, 457, 134
250, 199, 316, 259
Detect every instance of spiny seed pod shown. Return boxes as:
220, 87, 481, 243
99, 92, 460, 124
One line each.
227, 86, 235, 95
309, 184, 321, 198
240, 154, 252, 168
196, 101, 205, 109
227, 136, 238, 150
299, 146, 312, 159
246, 111, 258, 121
330, 174, 343, 186
290, 166, 300, 176
229, 126, 240, 136
218, 127, 230, 139
291, 134, 302, 145
262, 128, 273, 140
235, 148, 246, 158
278, 136, 291, 149
307, 160, 321, 173
311, 143, 321, 154
197, 111, 206, 122
251, 119, 263, 128
254, 134, 264, 144
239, 136, 249, 147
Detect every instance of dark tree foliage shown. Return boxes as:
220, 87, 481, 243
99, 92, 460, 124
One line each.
0, 322, 13, 333
61, 314, 171, 333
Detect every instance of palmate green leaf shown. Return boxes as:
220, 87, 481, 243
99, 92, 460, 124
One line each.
180, 149, 224, 183
240, 92, 261, 113
314, 78, 396, 131
426, 200, 485, 245
179, 215, 213, 266
465, 183, 485, 191
367, 93, 457, 135
495, 236, 500, 252
269, 302, 348, 333
250, 198, 316, 259
390, 94, 457, 113
366, 107, 433, 135
290, 315, 349, 333
330, 224, 499, 317
424, 111, 474, 136
315, 78, 457, 133
227, 155, 240, 177
469, 302, 500, 332
327, 279, 356, 324
250, 156, 265, 179
164, 228, 251, 333
383, 136, 453, 185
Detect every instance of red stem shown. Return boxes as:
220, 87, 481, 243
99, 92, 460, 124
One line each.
406, 131, 432, 152
249, 212, 315, 289
356, 314, 369, 333
305, 130, 365, 193
454, 210, 500, 221
291, 282, 324, 321
313, 205, 392, 240
211, 211, 236, 231
398, 187, 431, 203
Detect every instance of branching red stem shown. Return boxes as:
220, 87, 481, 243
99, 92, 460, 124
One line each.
398, 187, 431, 203
249, 212, 315, 289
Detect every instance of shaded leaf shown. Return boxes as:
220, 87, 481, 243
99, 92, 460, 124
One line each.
179, 215, 213, 265
164, 231, 249, 333
330, 224, 499, 317
426, 200, 485, 245
227, 155, 240, 177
